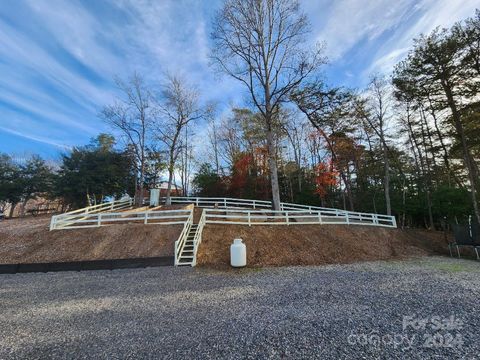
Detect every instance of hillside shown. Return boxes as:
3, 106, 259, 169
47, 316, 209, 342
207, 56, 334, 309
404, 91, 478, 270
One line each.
197, 224, 451, 268
0, 216, 181, 264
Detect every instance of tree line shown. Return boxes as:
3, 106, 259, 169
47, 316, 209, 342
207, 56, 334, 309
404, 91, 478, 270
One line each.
2, 0, 478, 229
192, 2, 480, 228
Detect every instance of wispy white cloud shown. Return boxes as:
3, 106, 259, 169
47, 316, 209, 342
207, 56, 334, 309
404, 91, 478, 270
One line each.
0, 0, 239, 156
0, 127, 72, 150
308, 0, 479, 85
363, 0, 480, 78
0, 0, 478, 157
312, 0, 415, 59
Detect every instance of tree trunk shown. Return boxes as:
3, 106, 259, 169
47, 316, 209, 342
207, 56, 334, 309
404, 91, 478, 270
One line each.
442, 81, 480, 223
384, 150, 391, 216
21, 198, 29, 217
418, 110, 435, 229
266, 128, 281, 211
8, 202, 16, 218
165, 127, 182, 206
165, 166, 174, 206
165, 152, 175, 206
137, 159, 145, 207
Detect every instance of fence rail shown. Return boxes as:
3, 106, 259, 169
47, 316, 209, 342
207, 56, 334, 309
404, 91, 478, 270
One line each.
161, 197, 396, 228
202, 208, 396, 228
51, 208, 191, 230
50, 198, 133, 230
159, 196, 274, 210
51, 196, 396, 230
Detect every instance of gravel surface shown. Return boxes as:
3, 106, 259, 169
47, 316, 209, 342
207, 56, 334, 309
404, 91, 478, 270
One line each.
0, 256, 479, 359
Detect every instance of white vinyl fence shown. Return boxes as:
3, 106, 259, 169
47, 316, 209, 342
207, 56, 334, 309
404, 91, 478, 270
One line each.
50, 198, 133, 230
161, 197, 397, 228
50, 198, 192, 230
51, 196, 396, 230
203, 208, 397, 228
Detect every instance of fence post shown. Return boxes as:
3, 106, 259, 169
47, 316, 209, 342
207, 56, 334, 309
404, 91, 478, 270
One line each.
346, 213, 350, 225
196, 198, 199, 206
97, 214, 102, 227
144, 212, 148, 224
111, 201, 114, 210
318, 212, 322, 225
248, 211, 251, 226
286, 212, 289, 225
174, 241, 178, 266
224, 198, 227, 208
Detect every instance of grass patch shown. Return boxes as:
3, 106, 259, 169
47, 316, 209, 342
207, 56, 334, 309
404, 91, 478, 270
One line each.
418, 257, 479, 273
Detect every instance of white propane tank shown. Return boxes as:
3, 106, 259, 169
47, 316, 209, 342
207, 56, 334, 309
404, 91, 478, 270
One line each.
230, 238, 247, 267
150, 189, 160, 206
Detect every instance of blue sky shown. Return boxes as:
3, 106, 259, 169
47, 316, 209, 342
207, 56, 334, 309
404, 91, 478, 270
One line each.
0, 0, 478, 160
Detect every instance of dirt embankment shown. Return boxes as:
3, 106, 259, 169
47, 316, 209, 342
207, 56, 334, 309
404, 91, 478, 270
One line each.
197, 224, 451, 268
0, 216, 182, 264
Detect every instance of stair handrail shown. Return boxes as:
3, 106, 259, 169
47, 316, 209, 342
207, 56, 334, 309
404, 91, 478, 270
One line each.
174, 209, 193, 265
192, 209, 207, 266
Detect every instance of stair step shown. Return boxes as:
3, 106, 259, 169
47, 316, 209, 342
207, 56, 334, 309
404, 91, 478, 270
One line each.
177, 262, 193, 266
180, 255, 194, 259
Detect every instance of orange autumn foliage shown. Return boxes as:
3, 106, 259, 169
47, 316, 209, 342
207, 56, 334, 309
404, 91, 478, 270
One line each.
314, 161, 338, 199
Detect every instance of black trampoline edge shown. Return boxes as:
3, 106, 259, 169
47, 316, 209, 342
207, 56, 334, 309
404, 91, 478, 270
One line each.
0, 256, 174, 274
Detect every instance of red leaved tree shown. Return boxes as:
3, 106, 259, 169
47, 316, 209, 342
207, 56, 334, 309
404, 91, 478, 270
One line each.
314, 160, 338, 205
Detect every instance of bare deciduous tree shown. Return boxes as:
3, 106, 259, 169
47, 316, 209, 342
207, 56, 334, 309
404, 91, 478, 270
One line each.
207, 111, 221, 175
356, 76, 393, 216
157, 74, 205, 205
102, 73, 153, 206
211, 0, 325, 210
280, 109, 306, 192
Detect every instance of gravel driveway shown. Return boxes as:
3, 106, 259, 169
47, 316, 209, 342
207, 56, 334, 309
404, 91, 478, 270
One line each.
0, 256, 479, 359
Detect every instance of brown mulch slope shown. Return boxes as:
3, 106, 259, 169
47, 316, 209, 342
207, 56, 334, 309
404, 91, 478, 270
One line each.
0, 216, 181, 264
197, 224, 452, 268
